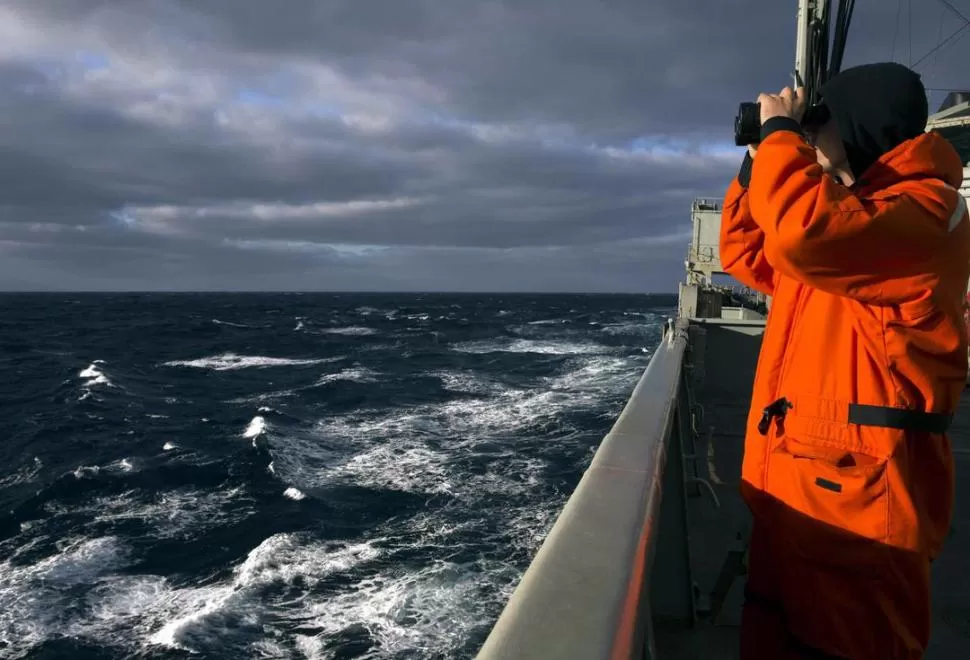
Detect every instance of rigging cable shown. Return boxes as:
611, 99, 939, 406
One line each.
925, 4, 948, 86
891, 0, 902, 61
912, 0, 970, 69
912, 24, 970, 69
829, 0, 854, 77
933, 0, 970, 24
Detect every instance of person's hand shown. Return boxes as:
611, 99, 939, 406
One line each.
747, 144, 758, 159
758, 86, 807, 124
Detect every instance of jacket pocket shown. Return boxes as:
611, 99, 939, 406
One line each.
764, 436, 890, 574
895, 293, 938, 324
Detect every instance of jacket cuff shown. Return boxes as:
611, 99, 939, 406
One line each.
738, 152, 754, 188
760, 116, 804, 141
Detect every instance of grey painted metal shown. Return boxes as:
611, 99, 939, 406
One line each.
688, 318, 767, 330
476, 320, 692, 660
678, 283, 723, 320
928, 104, 970, 164
929, 114, 970, 130
649, 362, 698, 628
793, 0, 811, 86
687, 200, 724, 281
928, 100, 970, 124
654, 317, 767, 659
794, 0, 825, 97
720, 306, 764, 321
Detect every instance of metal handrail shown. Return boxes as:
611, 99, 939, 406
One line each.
692, 197, 723, 211
476, 319, 693, 660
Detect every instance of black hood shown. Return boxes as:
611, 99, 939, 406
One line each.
818, 62, 929, 178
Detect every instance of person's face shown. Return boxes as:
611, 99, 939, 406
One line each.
809, 118, 847, 175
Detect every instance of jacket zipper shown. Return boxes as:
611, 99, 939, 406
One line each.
775, 282, 809, 402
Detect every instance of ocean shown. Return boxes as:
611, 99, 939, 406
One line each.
0, 292, 673, 659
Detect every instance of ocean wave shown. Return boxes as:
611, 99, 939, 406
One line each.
243, 415, 267, 444
451, 338, 611, 355
148, 534, 382, 653
312, 366, 381, 385
297, 556, 521, 659
0, 533, 389, 657
38, 487, 256, 542
271, 353, 642, 499
321, 326, 377, 336
163, 353, 340, 371
0, 536, 129, 655
0, 457, 43, 489
2, 292, 666, 659
78, 360, 118, 401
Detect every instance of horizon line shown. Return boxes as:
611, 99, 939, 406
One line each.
0, 289, 679, 296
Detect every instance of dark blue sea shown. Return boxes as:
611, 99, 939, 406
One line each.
0, 292, 672, 659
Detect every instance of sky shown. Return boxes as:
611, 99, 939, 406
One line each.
1, 0, 968, 293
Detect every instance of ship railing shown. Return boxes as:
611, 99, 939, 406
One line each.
692, 198, 722, 212
476, 318, 697, 660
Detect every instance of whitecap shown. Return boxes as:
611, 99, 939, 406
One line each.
243, 416, 266, 447
321, 326, 377, 336
0, 537, 130, 655
283, 487, 306, 501
79, 361, 112, 388
163, 353, 337, 371
73, 465, 101, 479
313, 367, 380, 385
287, 353, 642, 497
452, 338, 610, 355
0, 457, 43, 488
147, 535, 380, 652
42, 488, 254, 542
297, 556, 522, 659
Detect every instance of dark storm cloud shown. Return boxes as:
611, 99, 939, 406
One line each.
1, 0, 967, 291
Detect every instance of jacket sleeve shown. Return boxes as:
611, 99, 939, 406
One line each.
748, 120, 968, 303
719, 153, 777, 297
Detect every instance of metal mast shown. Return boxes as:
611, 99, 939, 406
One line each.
795, 0, 831, 107
797, 0, 855, 107
794, 0, 814, 87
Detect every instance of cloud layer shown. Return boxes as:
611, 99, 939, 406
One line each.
1, 0, 966, 291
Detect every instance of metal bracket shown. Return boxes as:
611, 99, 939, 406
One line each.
698, 531, 750, 622
686, 476, 720, 509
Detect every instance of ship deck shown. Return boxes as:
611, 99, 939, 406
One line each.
653, 320, 970, 659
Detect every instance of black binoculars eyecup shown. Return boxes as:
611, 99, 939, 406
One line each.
733, 101, 830, 147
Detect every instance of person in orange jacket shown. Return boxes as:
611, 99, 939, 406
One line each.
719, 61, 970, 659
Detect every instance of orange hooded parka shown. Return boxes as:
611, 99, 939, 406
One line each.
720, 62, 970, 659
